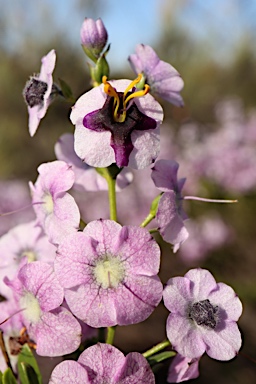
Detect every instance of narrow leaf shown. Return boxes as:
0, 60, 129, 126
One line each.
18, 344, 42, 384
2, 368, 17, 384
18, 362, 39, 384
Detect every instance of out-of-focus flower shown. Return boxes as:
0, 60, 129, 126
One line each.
151, 159, 188, 252
179, 214, 233, 265
163, 268, 242, 361
5, 260, 81, 357
0, 220, 56, 299
0, 180, 34, 236
80, 18, 108, 61
167, 354, 200, 383
129, 44, 184, 106
23, 49, 57, 136
29, 161, 80, 245
55, 133, 133, 191
49, 343, 155, 384
70, 76, 163, 169
54, 219, 162, 327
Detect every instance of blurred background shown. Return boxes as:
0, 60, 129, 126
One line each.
0, 0, 256, 382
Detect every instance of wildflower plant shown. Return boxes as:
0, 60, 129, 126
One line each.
0, 17, 244, 384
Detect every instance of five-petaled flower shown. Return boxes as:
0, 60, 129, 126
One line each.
23, 49, 57, 137
70, 75, 163, 169
5, 260, 81, 357
163, 268, 242, 361
129, 44, 184, 106
49, 343, 155, 384
29, 160, 80, 245
54, 219, 163, 327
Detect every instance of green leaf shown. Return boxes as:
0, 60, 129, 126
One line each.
148, 351, 176, 365
18, 362, 39, 384
18, 344, 42, 384
2, 368, 17, 384
0, 371, 2, 384
58, 78, 74, 101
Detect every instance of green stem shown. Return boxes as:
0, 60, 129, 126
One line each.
106, 174, 117, 222
142, 340, 171, 358
106, 326, 116, 345
140, 212, 155, 228
96, 166, 118, 222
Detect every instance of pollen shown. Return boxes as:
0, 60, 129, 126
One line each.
43, 193, 54, 214
20, 292, 41, 324
93, 255, 125, 289
20, 250, 37, 263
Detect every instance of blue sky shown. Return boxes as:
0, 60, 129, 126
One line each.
1, 0, 256, 69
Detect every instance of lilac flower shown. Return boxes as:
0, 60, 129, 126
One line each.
55, 133, 133, 191
151, 159, 188, 252
129, 44, 184, 106
54, 219, 162, 327
5, 260, 81, 357
23, 49, 56, 136
70, 77, 163, 169
179, 214, 233, 265
49, 343, 155, 384
163, 268, 242, 361
0, 220, 56, 299
80, 18, 108, 60
167, 354, 200, 383
29, 160, 80, 244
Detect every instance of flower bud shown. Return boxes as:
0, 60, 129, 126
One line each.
80, 18, 108, 62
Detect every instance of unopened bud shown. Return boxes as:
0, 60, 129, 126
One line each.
80, 18, 108, 62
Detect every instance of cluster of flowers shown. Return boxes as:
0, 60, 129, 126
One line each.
0, 17, 243, 384
175, 97, 256, 195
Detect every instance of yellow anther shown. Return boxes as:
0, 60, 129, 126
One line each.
102, 76, 120, 118
124, 84, 150, 108
123, 73, 143, 99
102, 74, 150, 123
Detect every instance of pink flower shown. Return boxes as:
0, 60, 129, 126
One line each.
5, 261, 81, 357
54, 219, 162, 327
0, 220, 56, 299
23, 50, 56, 136
129, 44, 184, 106
29, 161, 80, 244
163, 268, 242, 361
70, 77, 163, 169
49, 343, 155, 384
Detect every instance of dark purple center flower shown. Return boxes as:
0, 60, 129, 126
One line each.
189, 299, 218, 329
83, 77, 157, 167
23, 78, 48, 108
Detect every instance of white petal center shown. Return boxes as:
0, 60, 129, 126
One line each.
93, 255, 125, 289
20, 291, 41, 324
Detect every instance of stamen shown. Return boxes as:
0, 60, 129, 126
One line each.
123, 73, 143, 99
123, 84, 150, 109
102, 76, 120, 118
102, 74, 150, 123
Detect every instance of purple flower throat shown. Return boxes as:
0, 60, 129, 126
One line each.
83, 75, 157, 167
